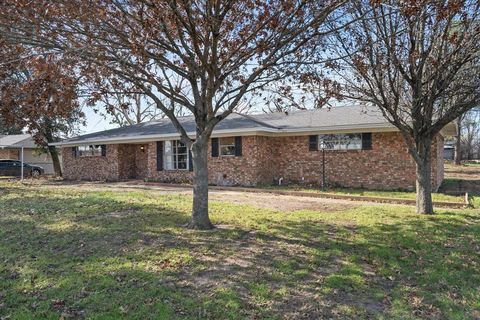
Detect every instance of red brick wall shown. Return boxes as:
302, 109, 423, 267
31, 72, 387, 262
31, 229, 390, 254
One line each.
62, 144, 150, 181
270, 132, 416, 190
208, 136, 276, 186
271, 132, 445, 190
62, 131, 445, 190
62, 145, 121, 181
143, 136, 276, 186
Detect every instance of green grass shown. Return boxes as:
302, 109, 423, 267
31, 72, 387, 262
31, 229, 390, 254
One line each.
258, 184, 464, 203
0, 182, 479, 319
464, 162, 480, 167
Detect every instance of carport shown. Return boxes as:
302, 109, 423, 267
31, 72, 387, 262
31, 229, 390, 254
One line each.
0, 144, 25, 181
0, 134, 58, 175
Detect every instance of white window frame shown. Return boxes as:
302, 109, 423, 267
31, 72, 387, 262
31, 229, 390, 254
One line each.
219, 137, 236, 156
78, 145, 103, 157
164, 140, 189, 170
318, 133, 362, 150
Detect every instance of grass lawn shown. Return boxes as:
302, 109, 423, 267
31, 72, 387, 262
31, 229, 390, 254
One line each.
1, 182, 479, 319
464, 162, 480, 167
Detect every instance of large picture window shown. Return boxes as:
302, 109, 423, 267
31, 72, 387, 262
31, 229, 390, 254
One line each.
77, 145, 106, 157
164, 140, 189, 170
318, 133, 362, 150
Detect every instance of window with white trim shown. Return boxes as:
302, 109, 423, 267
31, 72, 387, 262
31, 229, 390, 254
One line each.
219, 137, 236, 156
318, 133, 362, 150
164, 140, 189, 170
77, 145, 105, 157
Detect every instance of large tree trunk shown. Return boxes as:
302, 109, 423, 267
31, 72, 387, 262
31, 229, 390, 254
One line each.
42, 121, 62, 177
187, 140, 214, 230
48, 145, 62, 177
415, 138, 434, 214
454, 117, 462, 165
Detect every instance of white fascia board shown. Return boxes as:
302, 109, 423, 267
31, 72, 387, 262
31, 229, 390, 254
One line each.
49, 123, 397, 147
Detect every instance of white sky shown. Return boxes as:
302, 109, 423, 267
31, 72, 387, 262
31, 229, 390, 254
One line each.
80, 106, 117, 135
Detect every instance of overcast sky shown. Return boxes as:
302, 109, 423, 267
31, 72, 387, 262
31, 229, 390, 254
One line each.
80, 106, 116, 135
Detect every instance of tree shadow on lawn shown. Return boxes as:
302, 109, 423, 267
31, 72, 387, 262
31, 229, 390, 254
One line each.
0, 187, 479, 319
250, 209, 480, 318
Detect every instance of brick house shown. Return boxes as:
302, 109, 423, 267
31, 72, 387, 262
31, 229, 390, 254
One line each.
52, 106, 456, 191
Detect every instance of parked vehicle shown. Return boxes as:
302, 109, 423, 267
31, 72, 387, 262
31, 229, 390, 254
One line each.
0, 160, 45, 177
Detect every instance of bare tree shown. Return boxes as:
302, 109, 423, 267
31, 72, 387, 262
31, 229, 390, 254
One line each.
1, 0, 346, 228
460, 108, 480, 160
86, 78, 173, 127
454, 114, 465, 165
96, 90, 160, 127
330, 0, 480, 214
260, 76, 342, 113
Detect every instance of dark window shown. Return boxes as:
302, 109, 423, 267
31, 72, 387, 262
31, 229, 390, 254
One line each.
211, 138, 219, 157
362, 133, 372, 150
234, 136, 242, 156
188, 149, 193, 171
156, 141, 163, 171
309, 135, 318, 151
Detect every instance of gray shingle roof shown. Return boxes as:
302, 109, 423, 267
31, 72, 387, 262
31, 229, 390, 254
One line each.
0, 134, 37, 149
53, 105, 394, 146
57, 113, 273, 145
252, 105, 389, 129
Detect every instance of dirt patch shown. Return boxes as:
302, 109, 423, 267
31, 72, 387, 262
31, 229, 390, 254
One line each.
209, 191, 356, 212
104, 209, 139, 218
442, 163, 480, 194
39, 181, 360, 212
444, 163, 480, 181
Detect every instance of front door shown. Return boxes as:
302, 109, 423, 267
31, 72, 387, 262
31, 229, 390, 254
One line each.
135, 144, 148, 179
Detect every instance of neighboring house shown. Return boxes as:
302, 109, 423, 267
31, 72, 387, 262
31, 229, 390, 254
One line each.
0, 134, 60, 174
51, 106, 457, 191
444, 141, 455, 161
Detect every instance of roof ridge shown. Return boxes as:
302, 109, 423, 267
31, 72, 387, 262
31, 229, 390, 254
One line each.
234, 112, 280, 129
